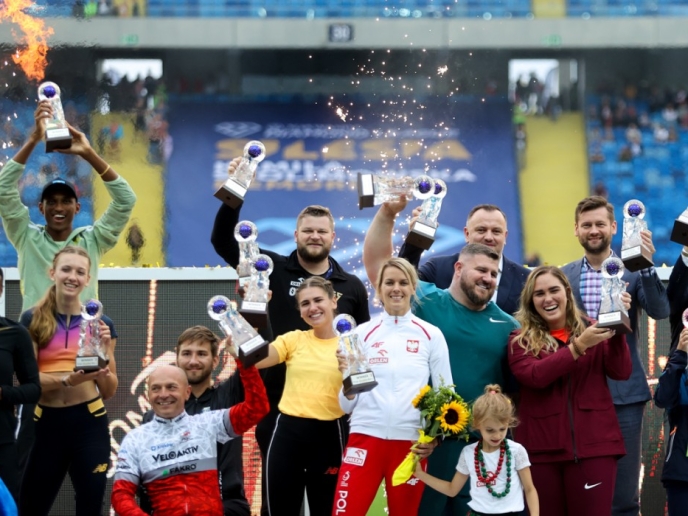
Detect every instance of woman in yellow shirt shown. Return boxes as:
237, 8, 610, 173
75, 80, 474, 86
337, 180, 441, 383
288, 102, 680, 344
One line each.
253, 276, 346, 516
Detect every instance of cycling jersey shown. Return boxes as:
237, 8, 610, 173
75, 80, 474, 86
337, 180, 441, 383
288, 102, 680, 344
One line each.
112, 363, 269, 516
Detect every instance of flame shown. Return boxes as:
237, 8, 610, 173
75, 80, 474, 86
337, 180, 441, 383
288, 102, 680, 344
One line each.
0, 0, 54, 82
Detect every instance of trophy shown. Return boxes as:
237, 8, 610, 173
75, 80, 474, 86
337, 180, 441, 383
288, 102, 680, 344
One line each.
357, 173, 435, 210
234, 221, 259, 286
37, 82, 72, 153
404, 179, 447, 250
239, 254, 273, 328
214, 141, 266, 208
670, 208, 688, 246
334, 314, 378, 395
207, 295, 269, 367
75, 300, 110, 372
596, 257, 632, 334
620, 200, 653, 272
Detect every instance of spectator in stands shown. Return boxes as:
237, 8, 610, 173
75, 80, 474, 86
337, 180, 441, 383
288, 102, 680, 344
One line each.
654, 245, 688, 515
211, 156, 369, 515
244, 277, 349, 516
112, 361, 268, 515
561, 196, 669, 516
399, 203, 530, 316
140, 326, 251, 516
363, 199, 519, 516
509, 266, 631, 516
0, 99, 137, 312
333, 258, 452, 516
19, 246, 118, 516
0, 267, 40, 504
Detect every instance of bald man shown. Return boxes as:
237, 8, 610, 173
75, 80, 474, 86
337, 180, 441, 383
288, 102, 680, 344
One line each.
112, 361, 268, 516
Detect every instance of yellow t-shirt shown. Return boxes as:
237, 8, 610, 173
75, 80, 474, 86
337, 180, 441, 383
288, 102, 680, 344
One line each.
272, 329, 344, 421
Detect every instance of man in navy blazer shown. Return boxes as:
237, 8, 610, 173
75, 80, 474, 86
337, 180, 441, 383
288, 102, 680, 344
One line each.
399, 204, 530, 315
561, 196, 669, 516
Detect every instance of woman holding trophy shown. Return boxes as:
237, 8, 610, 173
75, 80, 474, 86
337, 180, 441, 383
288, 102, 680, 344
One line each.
18, 246, 117, 516
230, 276, 348, 516
508, 265, 631, 516
333, 257, 452, 516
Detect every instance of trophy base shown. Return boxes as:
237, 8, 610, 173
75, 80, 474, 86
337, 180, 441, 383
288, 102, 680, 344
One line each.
343, 371, 378, 396
671, 217, 688, 246
621, 245, 654, 273
405, 222, 437, 250
214, 179, 247, 209
238, 335, 269, 367
239, 301, 268, 329
45, 128, 73, 153
357, 173, 375, 210
74, 355, 109, 373
596, 311, 632, 334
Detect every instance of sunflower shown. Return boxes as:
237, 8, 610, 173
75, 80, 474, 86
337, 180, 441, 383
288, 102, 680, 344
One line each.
412, 385, 431, 408
436, 400, 470, 434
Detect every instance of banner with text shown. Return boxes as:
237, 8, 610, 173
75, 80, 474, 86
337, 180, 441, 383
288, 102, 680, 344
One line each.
166, 98, 522, 281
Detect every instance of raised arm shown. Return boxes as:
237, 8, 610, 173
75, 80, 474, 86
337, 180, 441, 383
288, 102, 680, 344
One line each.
227, 360, 269, 435
632, 231, 669, 320
362, 199, 408, 287
0, 103, 49, 247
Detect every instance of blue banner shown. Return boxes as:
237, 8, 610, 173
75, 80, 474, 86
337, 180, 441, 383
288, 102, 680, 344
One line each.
165, 98, 522, 281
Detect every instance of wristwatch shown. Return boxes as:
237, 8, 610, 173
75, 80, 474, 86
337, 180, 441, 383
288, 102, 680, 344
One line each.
61, 375, 72, 388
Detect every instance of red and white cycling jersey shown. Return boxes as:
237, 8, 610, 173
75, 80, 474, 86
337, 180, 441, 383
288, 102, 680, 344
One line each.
112, 362, 269, 516
114, 409, 234, 515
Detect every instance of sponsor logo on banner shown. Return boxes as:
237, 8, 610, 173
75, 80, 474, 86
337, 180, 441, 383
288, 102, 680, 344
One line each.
407, 340, 419, 353
342, 447, 367, 466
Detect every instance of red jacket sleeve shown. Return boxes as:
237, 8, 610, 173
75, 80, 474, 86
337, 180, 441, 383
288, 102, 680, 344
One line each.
508, 332, 579, 389
112, 479, 149, 516
229, 360, 269, 435
602, 331, 632, 381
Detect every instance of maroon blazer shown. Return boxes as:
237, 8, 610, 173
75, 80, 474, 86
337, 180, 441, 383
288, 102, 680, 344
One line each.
508, 328, 631, 463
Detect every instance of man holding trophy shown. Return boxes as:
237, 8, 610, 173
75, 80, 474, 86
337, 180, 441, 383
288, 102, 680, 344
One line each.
0, 94, 137, 312
561, 195, 669, 516
211, 156, 369, 514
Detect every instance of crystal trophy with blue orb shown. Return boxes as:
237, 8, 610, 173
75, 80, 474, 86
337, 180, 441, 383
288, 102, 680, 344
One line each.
621, 199, 653, 272
234, 221, 259, 286
405, 179, 447, 250
357, 173, 435, 209
597, 257, 631, 333
214, 141, 266, 208
239, 254, 273, 328
75, 299, 110, 372
208, 295, 268, 366
333, 314, 378, 395
38, 81, 72, 152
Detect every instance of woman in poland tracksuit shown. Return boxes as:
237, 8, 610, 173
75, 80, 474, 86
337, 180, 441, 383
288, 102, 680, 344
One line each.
332, 257, 453, 516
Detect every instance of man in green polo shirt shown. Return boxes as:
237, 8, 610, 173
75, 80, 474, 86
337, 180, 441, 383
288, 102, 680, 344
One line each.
363, 199, 519, 516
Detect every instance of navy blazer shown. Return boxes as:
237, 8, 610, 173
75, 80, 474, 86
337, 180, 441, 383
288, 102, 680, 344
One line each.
667, 254, 688, 354
561, 258, 670, 405
398, 244, 530, 316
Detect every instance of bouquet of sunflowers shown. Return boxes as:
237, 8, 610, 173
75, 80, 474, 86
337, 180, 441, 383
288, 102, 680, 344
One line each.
392, 382, 471, 486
